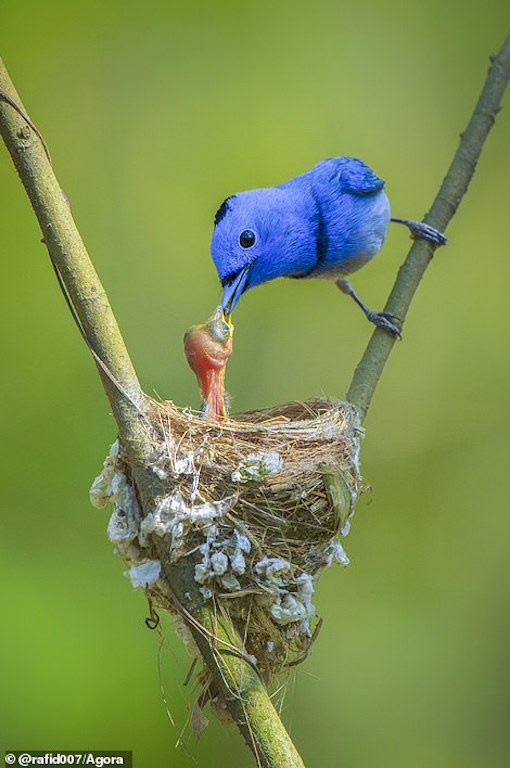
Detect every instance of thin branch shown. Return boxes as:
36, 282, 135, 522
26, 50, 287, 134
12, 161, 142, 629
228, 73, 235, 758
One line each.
346, 35, 510, 418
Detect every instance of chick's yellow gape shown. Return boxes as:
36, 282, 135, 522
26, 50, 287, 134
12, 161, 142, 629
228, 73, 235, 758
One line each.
184, 306, 233, 420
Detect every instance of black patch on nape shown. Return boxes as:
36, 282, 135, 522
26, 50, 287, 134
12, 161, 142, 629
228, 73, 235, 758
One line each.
214, 195, 236, 226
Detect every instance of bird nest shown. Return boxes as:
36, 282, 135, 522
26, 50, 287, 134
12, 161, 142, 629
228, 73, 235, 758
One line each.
91, 396, 362, 691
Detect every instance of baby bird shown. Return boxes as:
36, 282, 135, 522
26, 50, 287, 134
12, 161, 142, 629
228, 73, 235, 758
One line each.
184, 306, 233, 420
211, 157, 446, 335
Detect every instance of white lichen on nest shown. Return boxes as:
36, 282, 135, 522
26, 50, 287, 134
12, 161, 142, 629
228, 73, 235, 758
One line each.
90, 440, 162, 588
90, 397, 363, 674
231, 451, 283, 482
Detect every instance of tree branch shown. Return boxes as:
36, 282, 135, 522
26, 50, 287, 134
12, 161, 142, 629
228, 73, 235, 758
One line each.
346, 35, 510, 418
0, 56, 305, 768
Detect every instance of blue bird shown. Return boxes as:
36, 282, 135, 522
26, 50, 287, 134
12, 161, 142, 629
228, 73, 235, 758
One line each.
211, 157, 446, 335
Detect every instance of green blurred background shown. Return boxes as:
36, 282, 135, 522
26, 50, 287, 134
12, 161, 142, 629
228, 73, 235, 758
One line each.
1, 2, 509, 766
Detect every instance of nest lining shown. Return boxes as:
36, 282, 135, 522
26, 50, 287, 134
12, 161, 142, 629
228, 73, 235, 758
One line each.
91, 396, 362, 680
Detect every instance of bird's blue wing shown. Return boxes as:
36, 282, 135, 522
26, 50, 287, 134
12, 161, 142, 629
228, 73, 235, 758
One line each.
338, 157, 385, 196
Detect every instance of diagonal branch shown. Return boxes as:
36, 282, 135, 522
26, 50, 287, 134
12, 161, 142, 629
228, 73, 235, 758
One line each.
346, 34, 510, 418
0, 56, 305, 768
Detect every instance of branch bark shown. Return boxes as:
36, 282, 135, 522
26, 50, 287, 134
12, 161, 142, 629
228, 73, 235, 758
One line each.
346, 35, 510, 418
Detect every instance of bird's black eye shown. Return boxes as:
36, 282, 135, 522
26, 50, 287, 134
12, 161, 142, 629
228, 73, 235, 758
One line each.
239, 229, 256, 248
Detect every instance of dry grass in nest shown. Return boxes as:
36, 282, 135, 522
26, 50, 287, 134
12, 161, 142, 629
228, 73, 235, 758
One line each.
151, 397, 360, 565
93, 396, 363, 690
142, 396, 362, 675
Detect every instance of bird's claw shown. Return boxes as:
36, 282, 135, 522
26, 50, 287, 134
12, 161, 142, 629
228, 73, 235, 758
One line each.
391, 217, 447, 246
365, 310, 402, 339
408, 221, 447, 246
377, 310, 399, 321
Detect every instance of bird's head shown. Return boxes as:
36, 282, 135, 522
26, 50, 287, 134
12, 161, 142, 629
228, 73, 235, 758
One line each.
204, 305, 234, 350
211, 188, 314, 314
184, 305, 233, 375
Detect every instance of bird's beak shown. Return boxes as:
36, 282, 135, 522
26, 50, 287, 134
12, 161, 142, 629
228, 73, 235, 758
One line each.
221, 264, 251, 316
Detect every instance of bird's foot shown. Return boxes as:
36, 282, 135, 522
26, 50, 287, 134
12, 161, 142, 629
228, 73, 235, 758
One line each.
391, 217, 447, 246
365, 310, 402, 339
336, 278, 402, 338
